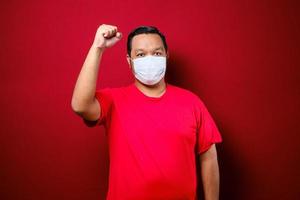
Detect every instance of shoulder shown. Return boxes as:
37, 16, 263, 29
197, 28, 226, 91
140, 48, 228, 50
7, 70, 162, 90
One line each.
168, 83, 204, 105
95, 84, 132, 99
96, 84, 129, 93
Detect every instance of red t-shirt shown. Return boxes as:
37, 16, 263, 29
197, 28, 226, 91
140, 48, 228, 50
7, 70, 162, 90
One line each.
84, 82, 222, 200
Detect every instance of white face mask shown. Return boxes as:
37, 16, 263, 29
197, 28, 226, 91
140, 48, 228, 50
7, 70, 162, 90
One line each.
131, 56, 167, 85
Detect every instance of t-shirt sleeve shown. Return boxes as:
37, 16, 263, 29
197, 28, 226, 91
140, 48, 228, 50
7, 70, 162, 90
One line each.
83, 88, 113, 128
194, 96, 223, 154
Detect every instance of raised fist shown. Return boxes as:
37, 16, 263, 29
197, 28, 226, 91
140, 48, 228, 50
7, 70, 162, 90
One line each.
92, 24, 122, 49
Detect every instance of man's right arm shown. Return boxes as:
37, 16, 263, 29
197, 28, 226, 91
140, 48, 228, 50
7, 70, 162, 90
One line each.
71, 24, 122, 122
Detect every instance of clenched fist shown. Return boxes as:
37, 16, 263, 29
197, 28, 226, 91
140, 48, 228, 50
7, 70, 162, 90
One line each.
92, 24, 122, 49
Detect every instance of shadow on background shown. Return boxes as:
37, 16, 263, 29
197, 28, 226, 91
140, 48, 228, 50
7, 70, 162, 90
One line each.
166, 52, 245, 200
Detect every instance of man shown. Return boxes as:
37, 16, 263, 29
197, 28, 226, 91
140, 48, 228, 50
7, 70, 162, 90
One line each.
71, 24, 222, 200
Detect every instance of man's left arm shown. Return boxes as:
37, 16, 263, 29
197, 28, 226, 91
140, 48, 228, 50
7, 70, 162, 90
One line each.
199, 144, 220, 200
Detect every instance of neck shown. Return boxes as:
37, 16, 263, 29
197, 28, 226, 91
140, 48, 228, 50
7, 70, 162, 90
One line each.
134, 79, 167, 98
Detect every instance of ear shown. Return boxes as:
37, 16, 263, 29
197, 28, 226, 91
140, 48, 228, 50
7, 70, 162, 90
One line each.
166, 50, 169, 59
126, 54, 132, 69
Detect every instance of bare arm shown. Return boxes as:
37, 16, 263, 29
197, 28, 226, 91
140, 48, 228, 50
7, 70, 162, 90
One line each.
199, 144, 220, 200
71, 24, 122, 121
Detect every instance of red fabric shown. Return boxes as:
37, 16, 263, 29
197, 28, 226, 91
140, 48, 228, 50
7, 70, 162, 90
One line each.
84, 82, 222, 199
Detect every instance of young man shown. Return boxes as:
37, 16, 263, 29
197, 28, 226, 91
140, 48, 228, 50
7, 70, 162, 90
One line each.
71, 24, 222, 200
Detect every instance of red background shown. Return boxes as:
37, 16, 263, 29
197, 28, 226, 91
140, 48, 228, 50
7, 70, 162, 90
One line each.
1, 0, 299, 199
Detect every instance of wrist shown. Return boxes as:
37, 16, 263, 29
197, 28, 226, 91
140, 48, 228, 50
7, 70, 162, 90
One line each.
91, 44, 105, 54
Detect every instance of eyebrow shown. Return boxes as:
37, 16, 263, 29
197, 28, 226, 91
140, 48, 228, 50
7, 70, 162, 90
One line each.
135, 47, 164, 52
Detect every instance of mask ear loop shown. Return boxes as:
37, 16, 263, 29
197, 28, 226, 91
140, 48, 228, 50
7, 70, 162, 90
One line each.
129, 57, 136, 74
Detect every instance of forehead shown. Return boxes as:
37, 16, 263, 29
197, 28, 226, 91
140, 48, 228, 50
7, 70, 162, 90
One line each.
131, 33, 164, 50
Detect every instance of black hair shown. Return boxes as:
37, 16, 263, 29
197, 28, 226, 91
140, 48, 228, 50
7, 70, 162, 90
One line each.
127, 26, 168, 57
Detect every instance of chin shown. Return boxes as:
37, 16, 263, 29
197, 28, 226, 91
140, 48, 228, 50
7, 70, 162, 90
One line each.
137, 79, 165, 88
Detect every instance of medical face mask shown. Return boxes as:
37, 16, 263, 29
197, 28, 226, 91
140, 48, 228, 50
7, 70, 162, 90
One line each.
131, 56, 167, 85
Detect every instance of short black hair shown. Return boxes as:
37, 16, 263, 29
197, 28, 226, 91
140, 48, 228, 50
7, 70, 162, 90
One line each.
127, 26, 168, 57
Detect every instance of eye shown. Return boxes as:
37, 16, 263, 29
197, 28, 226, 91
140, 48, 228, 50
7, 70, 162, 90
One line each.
136, 53, 145, 57
154, 52, 162, 56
